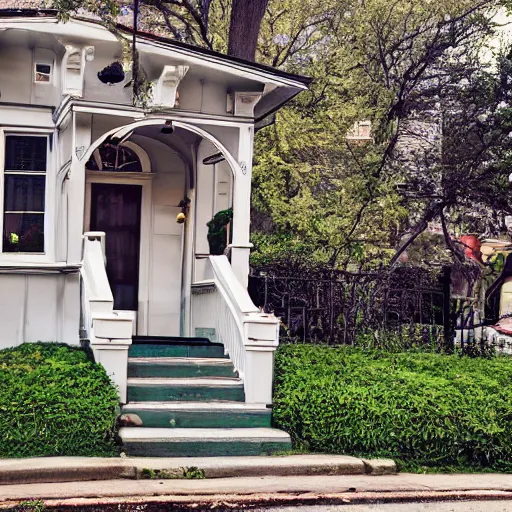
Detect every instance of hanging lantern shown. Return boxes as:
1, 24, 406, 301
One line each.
98, 61, 125, 85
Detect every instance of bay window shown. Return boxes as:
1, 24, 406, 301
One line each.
2, 134, 47, 253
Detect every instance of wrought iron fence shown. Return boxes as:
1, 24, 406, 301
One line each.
249, 265, 452, 350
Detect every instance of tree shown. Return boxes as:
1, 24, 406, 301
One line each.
228, 0, 268, 60
251, 0, 508, 269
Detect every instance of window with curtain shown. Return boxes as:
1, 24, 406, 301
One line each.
2, 135, 47, 253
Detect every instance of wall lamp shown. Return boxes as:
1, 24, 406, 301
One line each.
202, 152, 225, 165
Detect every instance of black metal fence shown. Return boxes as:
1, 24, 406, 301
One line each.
249, 265, 453, 349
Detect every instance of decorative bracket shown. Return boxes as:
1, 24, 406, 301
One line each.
61, 44, 95, 97
227, 92, 263, 117
152, 65, 189, 108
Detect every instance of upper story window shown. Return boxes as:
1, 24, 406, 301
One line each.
86, 143, 142, 172
35, 63, 52, 84
2, 135, 47, 253
346, 121, 373, 142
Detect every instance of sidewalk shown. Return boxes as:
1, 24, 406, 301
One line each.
0, 455, 396, 485
1, 473, 512, 509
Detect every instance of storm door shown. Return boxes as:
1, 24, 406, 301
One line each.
90, 183, 142, 311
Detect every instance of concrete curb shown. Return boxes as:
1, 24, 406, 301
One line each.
0, 458, 136, 485
0, 455, 396, 485
3, 490, 512, 510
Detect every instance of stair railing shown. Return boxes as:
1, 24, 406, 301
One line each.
191, 255, 280, 405
81, 232, 133, 403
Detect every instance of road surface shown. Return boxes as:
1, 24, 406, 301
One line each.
255, 502, 512, 511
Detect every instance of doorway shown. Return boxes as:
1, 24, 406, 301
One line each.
90, 183, 142, 311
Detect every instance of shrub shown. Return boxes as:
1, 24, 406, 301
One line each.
0, 343, 119, 457
273, 345, 512, 471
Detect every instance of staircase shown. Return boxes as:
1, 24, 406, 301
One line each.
119, 337, 292, 457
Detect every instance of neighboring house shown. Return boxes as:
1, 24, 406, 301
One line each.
0, 7, 309, 455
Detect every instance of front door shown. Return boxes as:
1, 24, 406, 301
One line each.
90, 183, 142, 311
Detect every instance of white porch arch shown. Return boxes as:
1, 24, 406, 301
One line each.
79, 118, 243, 179
78, 117, 253, 287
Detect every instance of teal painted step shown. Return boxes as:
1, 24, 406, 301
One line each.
120, 427, 292, 457
127, 377, 245, 402
121, 401, 271, 428
128, 357, 238, 379
129, 344, 227, 359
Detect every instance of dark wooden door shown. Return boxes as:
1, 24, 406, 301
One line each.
90, 183, 142, 311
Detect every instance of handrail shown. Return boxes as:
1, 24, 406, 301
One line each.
80, 231, 133, 403
191, 255, 280, 404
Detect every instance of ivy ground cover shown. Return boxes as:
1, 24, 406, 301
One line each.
273, 345, 512, 472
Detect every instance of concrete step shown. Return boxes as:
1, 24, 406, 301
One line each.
128, 357, 238, 379
121, 401, 271, 428
119, 427, 292, 457
129, 343, 227, 359
127, 377, 245, 402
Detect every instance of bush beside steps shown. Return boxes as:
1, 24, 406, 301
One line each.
273, 344, 512, 472
0, 343, 119, 458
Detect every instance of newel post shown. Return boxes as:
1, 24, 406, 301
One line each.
83, 232, 133, 404
243, 314, 280, 404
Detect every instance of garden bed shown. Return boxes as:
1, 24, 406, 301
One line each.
0, 343, 119, 458
273, 345, 512, 472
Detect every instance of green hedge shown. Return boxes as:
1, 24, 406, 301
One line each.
0, 343, 119, 458
273, 345, 512, 471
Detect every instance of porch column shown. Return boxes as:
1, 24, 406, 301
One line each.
67, 112, 92, 263
231, 125, 254, 289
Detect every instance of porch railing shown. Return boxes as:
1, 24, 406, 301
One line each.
191, 255, 279, 404
81, 231, 133, 403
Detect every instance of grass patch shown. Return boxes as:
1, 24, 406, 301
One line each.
0, 342, 119, 458
273, 344, 512, 472
140, 467, 206, 479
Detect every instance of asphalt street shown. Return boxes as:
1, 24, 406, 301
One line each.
254, 502, 512, 511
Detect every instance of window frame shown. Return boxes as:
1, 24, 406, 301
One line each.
0, 128, 55, 263
34, 63, 53, 85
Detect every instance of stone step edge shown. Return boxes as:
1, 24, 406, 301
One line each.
128, 357, 234, 366
127, 378, 243, 387
119, 427, 290, 443
0, 455, 396, 486
122, 401, 268, 411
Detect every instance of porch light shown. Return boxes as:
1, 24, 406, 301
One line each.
202, 152, 225, 165
161, 121, 174, 134
97, 61, 126, 85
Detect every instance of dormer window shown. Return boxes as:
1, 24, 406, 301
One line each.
35, 63, 52, 84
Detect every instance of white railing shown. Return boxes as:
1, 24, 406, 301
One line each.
81, 232, 133, 403
191, 255, 280, 404
81, 232, 113, 339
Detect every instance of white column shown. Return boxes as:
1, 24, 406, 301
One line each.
67, 113, 92, 264
231, 125, 254, 289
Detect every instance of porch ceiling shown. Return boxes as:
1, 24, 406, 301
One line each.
132, 125, 200, 168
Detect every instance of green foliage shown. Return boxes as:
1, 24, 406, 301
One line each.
354, 326, 444, 352
140, 466, 206, 479
15, 501, 46, 512
273, 345, 512, 471
252, 0, 505, 268
207, 208, 233, 255
250, 232, 318, 266
0, 343, 119, 458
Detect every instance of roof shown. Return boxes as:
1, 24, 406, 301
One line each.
0, 6, 311, 87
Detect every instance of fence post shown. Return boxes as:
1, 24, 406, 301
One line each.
442, 266, 453, 352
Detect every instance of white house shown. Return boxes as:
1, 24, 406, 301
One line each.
0, 7, 309, 455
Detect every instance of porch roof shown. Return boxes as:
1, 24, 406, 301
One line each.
0, 8, 311, 122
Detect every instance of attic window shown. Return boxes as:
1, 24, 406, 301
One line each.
35, 63, 52, 83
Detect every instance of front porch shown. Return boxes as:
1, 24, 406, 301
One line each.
77, 113, 284, 456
